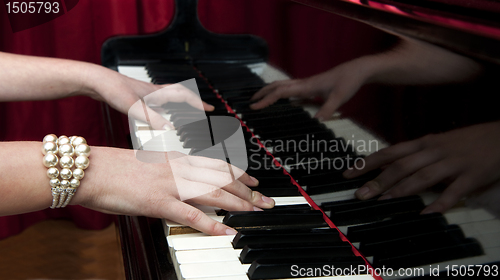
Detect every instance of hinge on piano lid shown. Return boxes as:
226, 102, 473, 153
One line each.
185, 41, 190, 60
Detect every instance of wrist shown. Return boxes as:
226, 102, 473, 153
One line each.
78, 63, 113, 101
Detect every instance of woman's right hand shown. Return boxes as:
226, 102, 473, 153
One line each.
73, 147, 275, 235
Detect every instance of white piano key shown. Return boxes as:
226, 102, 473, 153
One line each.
460, 219, 500, 237
117, 65, 152, 82
445, 207, 496, 224
171, 235, 235, 251
176, 247, 241, 264
384, 246, 500, 279
136, 130, 192, 154
184, 276, 249, 280
272, 196, 308, 205
183, 275, 375, 280
179, 261, 251, 279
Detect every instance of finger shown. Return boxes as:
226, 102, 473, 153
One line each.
250, 81, 304, 110
145, 83, 206, 111
186, 156, 258, 186
421, 175, 476, 214
221, 182, 275, 209
313, 92, 343, 121
163, 200, 237, 235
355, 149, 442, 200
378, 160, 456, 200
186, 182, 257, 212
344, 138, 424, 179
250, 81, 283, 101
128, 98, 174, 130
203, 101, 215, 111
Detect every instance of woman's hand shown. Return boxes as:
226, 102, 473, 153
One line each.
83, 67, 214, 130
73, 147, 275, 235
343, 121, 500, 214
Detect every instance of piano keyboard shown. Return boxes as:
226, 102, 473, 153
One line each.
119, 61, 499, 280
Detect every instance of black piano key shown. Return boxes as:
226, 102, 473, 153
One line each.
219, 88, 263, 99
246, 168, 284, 177
263, 131, 336, 147
255, 124, 327, 140
373, 238, 483, 269
245, 111, 311, 127
296, 169, 378, 185
270, 137, 351, 158
346, 213, 449, 242
359, 224, 466, 257
240, 243, 354, 264
232, 227, 342, 249
253, 176, 292, 185
223, 210, 327, 228
247, 257, 366, 280
252, 119, 320, 135
249, 187, 300, 197
217, 204, 311, 216
288, 156, 362, 178
242, 107, 305, 120
324, 196, 425, 226
304, 177, 372, 195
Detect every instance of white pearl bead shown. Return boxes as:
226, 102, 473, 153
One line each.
47, 167, 59, 179
60, 179, 70, 188
75, 156, 90, 170
58, 136, 70, 145
58, 144, 74, 157
72, 137, 87, 147
49, 178, 60, 187
73, 168, 85, 180
59, 155, 74, 169
43, 154, 59, 168
60, 168, 72, 180
70, 136, 77, 145
42, 142, 58, 155
75, 144, 91, 157
70, 179, 80, 188
43, 134, 58, 144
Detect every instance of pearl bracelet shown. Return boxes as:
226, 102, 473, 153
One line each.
42, 134, 91, 208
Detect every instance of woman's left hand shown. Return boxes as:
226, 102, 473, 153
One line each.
84, 66, 214, 129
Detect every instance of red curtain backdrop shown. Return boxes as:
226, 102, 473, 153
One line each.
0, 0, 388, 239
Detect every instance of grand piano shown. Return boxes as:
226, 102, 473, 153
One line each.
101, 0, 500, 279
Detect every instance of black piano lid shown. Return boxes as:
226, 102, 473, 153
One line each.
101, 0, 268, 70
292, 0, 500, 65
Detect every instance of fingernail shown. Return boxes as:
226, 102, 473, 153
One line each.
225, 228, 238, 235
207, 104, 215, 111
261, 196, 275, 206
253, 206, 264, 211
379, 194, 392, 200
163, 124, 174, 131
356, 186, 370, 199
421, 208, 435, 215
250, 176, 259, 185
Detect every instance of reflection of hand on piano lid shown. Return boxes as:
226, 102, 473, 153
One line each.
344, 120, 500, 217
250, 37, 482, 121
